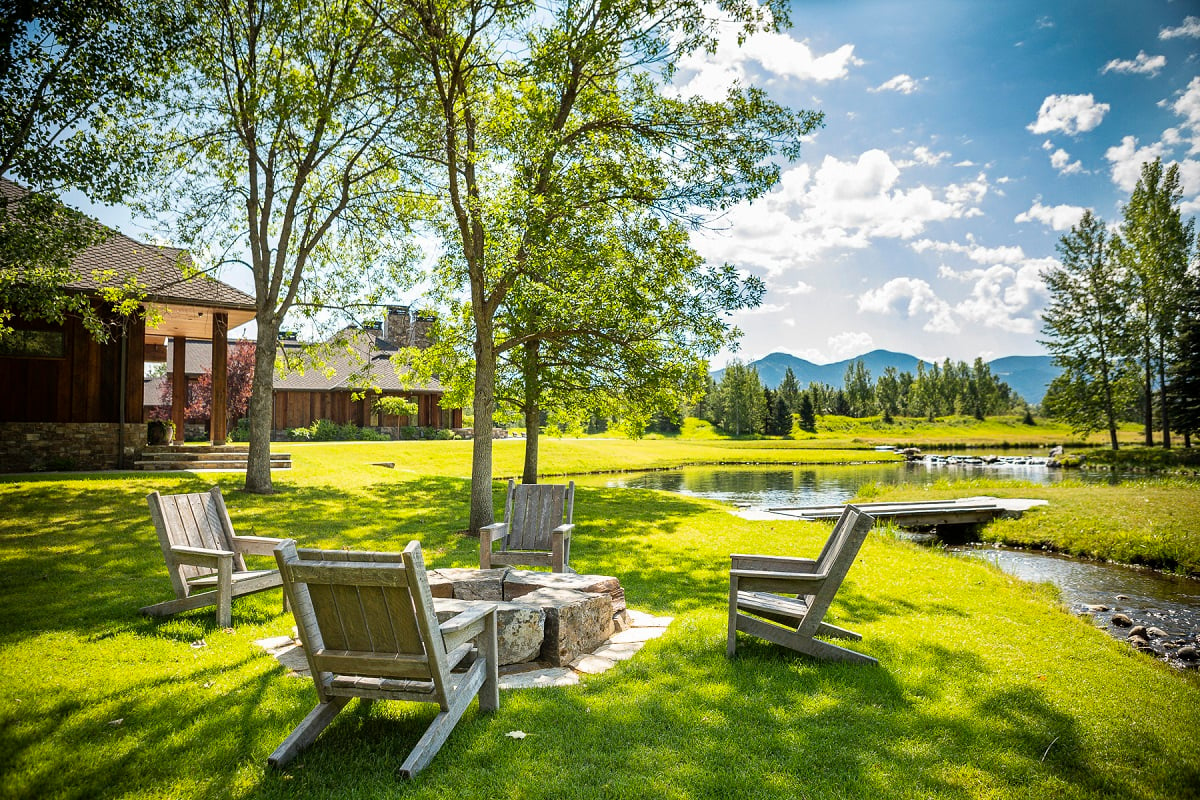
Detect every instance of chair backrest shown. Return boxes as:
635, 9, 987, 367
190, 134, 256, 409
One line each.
797, 505, 874, 635
147, 487, 242, 589
276, 540, 454, 704
502, 479, 575, 552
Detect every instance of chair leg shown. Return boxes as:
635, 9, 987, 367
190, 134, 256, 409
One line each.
399, 661, 487, 779
217, 558, 233, 629
817, 621, 861, 640
478, 613, 499, 713
726, 583, 740, 658
268, 697, 351, 769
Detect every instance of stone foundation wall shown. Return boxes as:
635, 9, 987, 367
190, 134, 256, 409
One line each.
0, 422, 148, 472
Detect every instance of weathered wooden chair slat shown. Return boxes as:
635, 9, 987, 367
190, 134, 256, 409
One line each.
480, 479, 576, 573
142, 487, 284, 628
728, 505, 877, 666
271, 540, 499, 778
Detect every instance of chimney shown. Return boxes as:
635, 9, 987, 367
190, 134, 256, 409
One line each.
412, 312, 435, 350
382, 306, 411, 346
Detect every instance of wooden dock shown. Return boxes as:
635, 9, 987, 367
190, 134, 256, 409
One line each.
765, 496, 1047, 527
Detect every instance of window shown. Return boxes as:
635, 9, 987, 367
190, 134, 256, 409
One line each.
0, 328, 65, 358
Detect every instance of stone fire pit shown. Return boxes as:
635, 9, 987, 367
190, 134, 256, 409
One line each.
256, 567, 671, 689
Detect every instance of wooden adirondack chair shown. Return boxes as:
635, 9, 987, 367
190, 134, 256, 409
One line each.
479, 479, 575, 573
142, 487, 284, 628
270, 540, 499, 778
727, 505, 877, 665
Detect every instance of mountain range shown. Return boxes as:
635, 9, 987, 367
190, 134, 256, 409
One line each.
712, 350, 1060, 405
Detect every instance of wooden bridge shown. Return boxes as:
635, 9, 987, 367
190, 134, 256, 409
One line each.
764, 496, 1047, 527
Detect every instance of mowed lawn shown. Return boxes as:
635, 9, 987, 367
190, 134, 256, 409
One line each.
1, 439, 1198, 800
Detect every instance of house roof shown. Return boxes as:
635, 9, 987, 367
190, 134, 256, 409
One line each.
275, 328, 444, 394
1, 179, 256, 335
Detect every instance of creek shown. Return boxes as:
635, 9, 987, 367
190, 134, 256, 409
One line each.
572, 461, 1200, 668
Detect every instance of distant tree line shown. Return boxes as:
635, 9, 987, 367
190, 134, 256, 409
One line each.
694, 356, 1024, 436
1040, 158, 1199, 450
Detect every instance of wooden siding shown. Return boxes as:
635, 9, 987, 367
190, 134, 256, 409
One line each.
272, 390, 453, 431
0, 310, 146, 424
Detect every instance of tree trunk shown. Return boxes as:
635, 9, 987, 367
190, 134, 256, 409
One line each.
469, 323, 496, 534
521, 341, 540, 485
1158, 343, 1171, 449
244, 323, 279, 494
1143, 331, 1154, 447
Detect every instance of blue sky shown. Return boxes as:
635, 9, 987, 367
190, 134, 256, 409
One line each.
77, 0, 1200, 367
687, 0, 1200, 368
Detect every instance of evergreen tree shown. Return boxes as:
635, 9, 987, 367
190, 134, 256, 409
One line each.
798, 392, 817, 432
777, 367, 802, 414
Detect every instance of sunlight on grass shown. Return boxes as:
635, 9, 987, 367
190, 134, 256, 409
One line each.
1, 441, 1198, 799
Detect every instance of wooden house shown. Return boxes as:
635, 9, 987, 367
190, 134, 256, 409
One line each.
273, 307, 461, 434
0, 179, 256, 471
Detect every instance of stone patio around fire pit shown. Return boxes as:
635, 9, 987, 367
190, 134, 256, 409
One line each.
255, 567, 672, 689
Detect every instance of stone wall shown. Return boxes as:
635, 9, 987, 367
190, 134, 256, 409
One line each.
0, 422, 148, 472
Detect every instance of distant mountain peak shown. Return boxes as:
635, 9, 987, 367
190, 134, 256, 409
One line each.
713, 350, 1059, 404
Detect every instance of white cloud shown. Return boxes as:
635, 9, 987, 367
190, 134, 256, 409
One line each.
1173, 77, 1200, 134
870, 74, 921, 94
1014, 199, 1087, 231
828, 331, 875, 358
954, 160, 977, 167
1048, 147, 1085, 174
1104, 135, 1169, 191
779, 281, 815, 295
911, 237, 1027, 265
1101, 51, 1166, 77
858, 278, 960, 334
937, 261, 1051, 334
902, 145, 951, 166
1027, 94, 1110, 135
692, 150, 991, 274
674, 3, 861, 100
1160, 16, 1200, 40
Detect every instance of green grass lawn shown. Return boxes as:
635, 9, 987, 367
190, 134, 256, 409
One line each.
1, 440, 1198, 799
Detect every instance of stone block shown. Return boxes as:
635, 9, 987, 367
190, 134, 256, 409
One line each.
503, 569, 626, 613
426, 572, 454, 599
511, 587, 614, 667
433, 567, 510, 601
433, 598, 546, 665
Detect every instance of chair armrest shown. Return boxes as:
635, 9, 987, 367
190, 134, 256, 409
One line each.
480, 522, 508, 543
551, 523, 574, 538
170, 545, 234, 568
731, 568, 828, 594
731, 554, 818, 573
440, 603, 496, 651
231, 534, 284, 556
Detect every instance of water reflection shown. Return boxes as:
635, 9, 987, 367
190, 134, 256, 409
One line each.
575, 461, 1098, 509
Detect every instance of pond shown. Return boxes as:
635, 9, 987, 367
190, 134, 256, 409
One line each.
572, 460, 1120, 510
572, 462, 1200, 668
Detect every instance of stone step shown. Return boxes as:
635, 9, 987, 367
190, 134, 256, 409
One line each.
133, 458, 292, 471
138, 451, 291, 462
141, 445, 252, 454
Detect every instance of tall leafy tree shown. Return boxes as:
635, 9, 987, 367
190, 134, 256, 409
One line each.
382, 0, 821, 529
777, 366, 802, 414
1039, 210, 1136, 448
156, 0, 424, 492
716, 360, 764, 435
0, 0, 187, 342
874, 365, 900, 422
843, 360, 873, 418
1117, 159, 1195, 448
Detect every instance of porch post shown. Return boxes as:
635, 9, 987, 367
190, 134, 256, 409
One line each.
171, 335, 186, 443
211, 313, 229, 445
